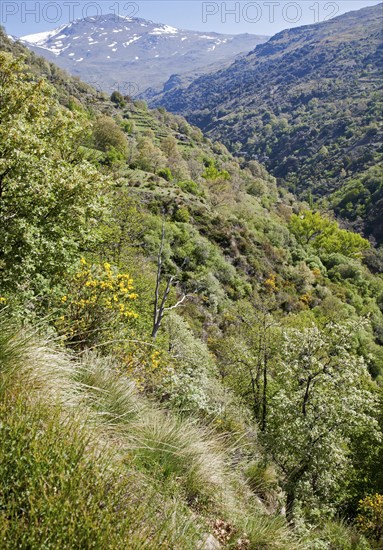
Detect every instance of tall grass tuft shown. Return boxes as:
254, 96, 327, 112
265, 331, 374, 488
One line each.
74, 352, 140, 428
75, 353, 232, 511
128, 410, 229, 509
303, 518, 371, 549
0, 314, 76, 403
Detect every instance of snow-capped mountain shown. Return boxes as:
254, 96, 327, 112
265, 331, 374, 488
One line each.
19, 14, 268, 97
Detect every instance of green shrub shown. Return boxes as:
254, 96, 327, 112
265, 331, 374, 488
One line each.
356, 494, 383, 543
177, 180, 201, 196
93, 115, 129, 157
157, 167, 173, 181
174, 206, 190, 223
110, 90, 126, 107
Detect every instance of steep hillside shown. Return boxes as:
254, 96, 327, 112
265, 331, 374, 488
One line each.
17, 14, 267, 96
1, 27, 383, 548
153, 4, 383, 243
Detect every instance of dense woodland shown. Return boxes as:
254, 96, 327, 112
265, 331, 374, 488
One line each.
154, 4, 383, 244
0, 22, 383, 549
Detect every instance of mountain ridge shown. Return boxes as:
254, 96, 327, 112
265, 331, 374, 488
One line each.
17, 14, 268, 96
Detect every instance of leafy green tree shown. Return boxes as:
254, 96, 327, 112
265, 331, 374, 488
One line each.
290, 210, 370, 257
136, 137, 167, 173
110, 90, 126, 107
0, 53, 104, 298
290, 211, 337, 245
202, 159, 230, 181
264, 321, 380, 521
92, 115, 129, 157
212, 301, 280, 429
160, 136, 178, 158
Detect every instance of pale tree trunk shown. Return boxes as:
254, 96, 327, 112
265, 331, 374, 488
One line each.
151, 221, 189, 339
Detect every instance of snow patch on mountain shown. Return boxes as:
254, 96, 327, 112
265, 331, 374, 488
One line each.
150, 25, 178, 35
21, 25, 67, 45
123, 36, 141, 47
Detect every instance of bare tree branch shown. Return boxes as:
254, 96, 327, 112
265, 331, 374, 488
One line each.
151, 221, 191, 339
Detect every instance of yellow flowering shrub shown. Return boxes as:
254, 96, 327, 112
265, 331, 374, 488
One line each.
264, 273, 278, 292
117, 346, 165, 390
56, 259, 138, 348
300, 293, 311, 306
356, 493, 383, 541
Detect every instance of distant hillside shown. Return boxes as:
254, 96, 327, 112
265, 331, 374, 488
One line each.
16, 14, 267, 97
154, 4, 383, 243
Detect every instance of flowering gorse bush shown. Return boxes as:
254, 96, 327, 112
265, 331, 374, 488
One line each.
55, 259, 138, 348
118, 346, 164, 389
356, 493, 383, 542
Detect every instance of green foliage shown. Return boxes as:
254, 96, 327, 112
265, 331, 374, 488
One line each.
1, 315, 289, 548
177, 179, 202, 196
134, 99, 148, 111
174, 206, 190, 223
157, 167, 173, 181
264, 322, 380, 520
290, 210, 370, 257
202, 159, 230, 181
155, 313, 220, 415
0, 53, 104, 299
157, 4, 382, 241
136, 136, 167, 172
110, 90, 126, 107
0, 398, 140, 549
92, 115, 129, 157
332, 164, 383, 242
1, 40, 382, 549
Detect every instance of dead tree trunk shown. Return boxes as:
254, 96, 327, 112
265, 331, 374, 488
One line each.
151, 221, 189, 339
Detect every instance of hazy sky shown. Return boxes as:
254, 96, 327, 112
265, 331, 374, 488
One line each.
2, 1, 382, 37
